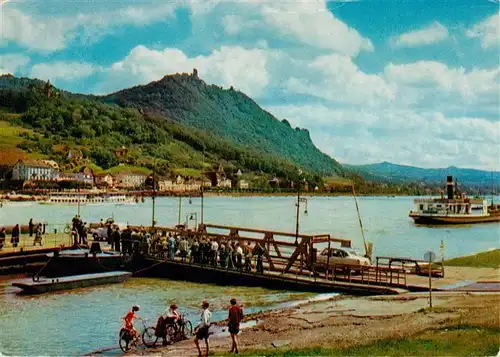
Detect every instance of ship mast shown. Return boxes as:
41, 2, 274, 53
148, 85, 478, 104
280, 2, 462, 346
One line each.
352, 183, 368, 257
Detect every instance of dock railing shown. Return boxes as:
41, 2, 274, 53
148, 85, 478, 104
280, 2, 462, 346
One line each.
130, 223, 408, 289
376, 256, 444, 278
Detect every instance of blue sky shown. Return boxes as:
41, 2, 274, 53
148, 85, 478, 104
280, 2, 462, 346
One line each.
1, 0, 499, 170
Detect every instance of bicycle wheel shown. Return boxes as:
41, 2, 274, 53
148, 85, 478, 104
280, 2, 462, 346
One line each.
119, 329, 132, 352
165, 325, 177, 343
142, 326, 158, 347
182, 320, 193, 339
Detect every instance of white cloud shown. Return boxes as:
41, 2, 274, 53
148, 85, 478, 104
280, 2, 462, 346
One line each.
466, 12, 500, 49
390, 22, 449, 48
0, 54, 30, 75
1, 3, 178, 51
1, 8, 75, 51
105, 45, 269, 97
215, 1, 373, 57
267, 104, 500, 170
384, 61, 500, 106
285, 53, 395, 106
30, 62, 99, 81
259, 1, 374, 56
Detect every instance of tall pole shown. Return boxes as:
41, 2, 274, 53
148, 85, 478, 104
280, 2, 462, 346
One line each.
491, 171, 494, 205
152, 159, 156, 228
295, 183, 300, 245
178, 195, 182, 226
428, 254, 433, 309
352, 184, 368, 256
201, 150, 205, 227
77, 182, 81, 217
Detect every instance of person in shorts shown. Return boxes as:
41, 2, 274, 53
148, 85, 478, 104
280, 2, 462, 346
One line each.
227, 298, 244, 354
194, 301, 211, 357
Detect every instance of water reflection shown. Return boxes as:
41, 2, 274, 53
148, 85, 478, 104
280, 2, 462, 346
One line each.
0, 277, 313, 356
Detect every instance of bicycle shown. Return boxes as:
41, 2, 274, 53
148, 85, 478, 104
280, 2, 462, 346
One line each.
166, 314, 193, 343
142, 317, 172, 348
119, 318, 150, 353
142, 314, 193, 347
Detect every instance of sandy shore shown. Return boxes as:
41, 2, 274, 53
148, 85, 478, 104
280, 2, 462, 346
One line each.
107, 263, 498, 357
125, 291, 496, 357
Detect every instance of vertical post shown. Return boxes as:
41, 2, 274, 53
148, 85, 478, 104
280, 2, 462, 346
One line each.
178, 195, 182, 226
152, 159, 156, 228
201, 149, 205, 226
428, 255, 433, 309
201, 183, 204, 226
295, 189, 300, 245
326, 237, 331, 281
77, 182, 81, 217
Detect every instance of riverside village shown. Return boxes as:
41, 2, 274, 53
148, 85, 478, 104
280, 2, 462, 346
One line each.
0, 1, 499, 357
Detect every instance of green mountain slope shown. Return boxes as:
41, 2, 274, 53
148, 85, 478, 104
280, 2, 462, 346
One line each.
0, 75, 321, 185
104, 72, 342, 176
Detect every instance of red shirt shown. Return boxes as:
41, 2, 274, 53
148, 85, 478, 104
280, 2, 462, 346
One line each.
124, 311, 135, 329
228, 305, 243, 328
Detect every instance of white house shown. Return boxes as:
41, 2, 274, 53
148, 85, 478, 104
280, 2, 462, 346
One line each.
114, 172, 148, 188
11, 160, 58, 181
238, 180, 250, 189
94, 173, 114, 187
217, 178, 232, 189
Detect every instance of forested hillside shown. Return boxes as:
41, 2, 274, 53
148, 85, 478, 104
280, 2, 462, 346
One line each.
0, 75, 323, 184
104, 72, 342, 176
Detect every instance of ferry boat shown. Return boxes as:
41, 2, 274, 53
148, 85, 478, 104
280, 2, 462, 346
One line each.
39, 192, 141, 205
409, 176, 500, 225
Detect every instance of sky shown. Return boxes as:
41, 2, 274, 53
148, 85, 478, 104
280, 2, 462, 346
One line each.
0, 0, 499, 170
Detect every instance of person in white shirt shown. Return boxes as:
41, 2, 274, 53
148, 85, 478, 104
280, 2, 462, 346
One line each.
210, 240, 219, 266
236, 244, 244, 269
194, 301, 212, 357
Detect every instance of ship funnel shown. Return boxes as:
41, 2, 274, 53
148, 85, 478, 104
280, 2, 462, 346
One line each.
446, 176, 454, 200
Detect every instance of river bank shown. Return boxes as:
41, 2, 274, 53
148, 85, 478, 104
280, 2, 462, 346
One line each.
85, 254, 499, 357
128, 291, 499, 357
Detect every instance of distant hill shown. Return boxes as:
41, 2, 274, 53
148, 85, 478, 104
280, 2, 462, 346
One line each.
346, 162, 499, 189
0, 74, 334, 188
103, 71, 342, 176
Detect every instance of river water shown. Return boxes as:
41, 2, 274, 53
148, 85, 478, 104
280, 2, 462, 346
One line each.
0, 196, 498, 355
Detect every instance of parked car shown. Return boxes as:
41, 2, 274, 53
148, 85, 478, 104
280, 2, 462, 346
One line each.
315, 247, 371, 271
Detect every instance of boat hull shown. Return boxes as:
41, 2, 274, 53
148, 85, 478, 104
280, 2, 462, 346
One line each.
409, 212, 500, 225
12, 271, 132, 294
42, 250, 125, 277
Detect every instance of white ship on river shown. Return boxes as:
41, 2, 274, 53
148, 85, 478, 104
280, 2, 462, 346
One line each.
39, 192, 141, 205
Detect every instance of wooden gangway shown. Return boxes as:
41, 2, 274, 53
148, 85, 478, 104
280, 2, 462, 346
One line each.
128, 223, 408, 293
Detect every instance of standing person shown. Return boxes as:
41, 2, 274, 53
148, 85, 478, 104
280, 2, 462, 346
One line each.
34, 223, 43, 246
168, 234, 176, 260
253, 242, 265, 274
235, 243, 243, 271
227, 298, 244, 354
79, 222, 88, 245
28, 218, 34, 238
11, 224, 20, 248
210, 240, 219, 266
194, 301, 211, 357
0, 227, 6, 250
179, 237, 189, 261
107, 223, 113, 249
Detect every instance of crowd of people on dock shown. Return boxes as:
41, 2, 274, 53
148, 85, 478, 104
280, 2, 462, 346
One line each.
92, 217, 267, 274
